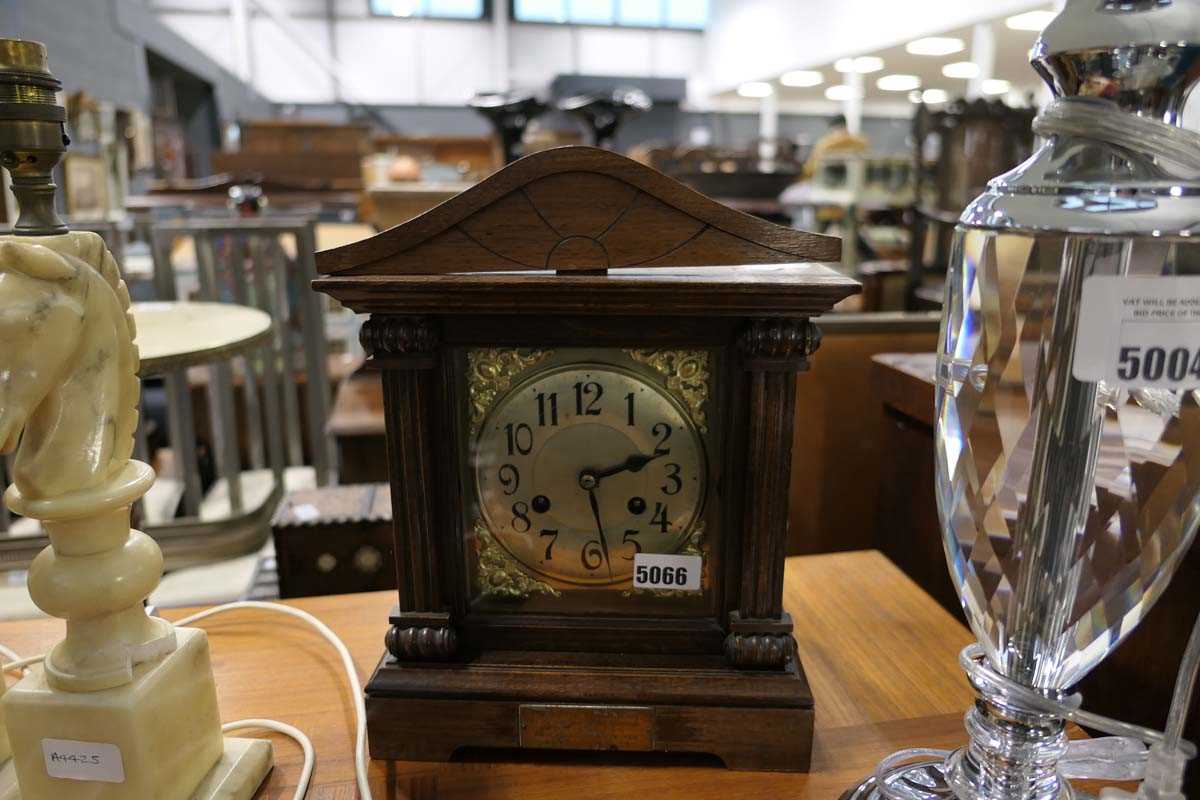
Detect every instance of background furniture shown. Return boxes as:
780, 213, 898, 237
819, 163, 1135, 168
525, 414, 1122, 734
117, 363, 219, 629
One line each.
787, 312, 941, 556
212, 120, 372, 191
872, 352, 1200, 795
370, 134, 498, 181
327, 372, 388, 485
906, 99, 1036, 308
0, 551, 1128, 797
149, 217, 335, 488
271, 484, 394, 598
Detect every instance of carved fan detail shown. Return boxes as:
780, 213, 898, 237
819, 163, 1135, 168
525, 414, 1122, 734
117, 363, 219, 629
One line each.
316, 146, 840, 276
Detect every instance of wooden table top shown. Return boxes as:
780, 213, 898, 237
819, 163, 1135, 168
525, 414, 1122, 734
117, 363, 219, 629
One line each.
873, 351, 937, 427
133, 301, 273, 376
0, 551, 1102, 799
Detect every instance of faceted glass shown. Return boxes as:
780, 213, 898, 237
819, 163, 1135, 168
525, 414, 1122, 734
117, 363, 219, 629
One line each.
935, 228, 1200, 691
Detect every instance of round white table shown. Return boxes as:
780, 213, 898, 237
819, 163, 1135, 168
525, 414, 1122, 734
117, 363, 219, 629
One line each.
133, 301, 273, 377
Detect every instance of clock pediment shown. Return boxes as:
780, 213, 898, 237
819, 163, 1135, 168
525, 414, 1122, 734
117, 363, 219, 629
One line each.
316, 146, 841, 276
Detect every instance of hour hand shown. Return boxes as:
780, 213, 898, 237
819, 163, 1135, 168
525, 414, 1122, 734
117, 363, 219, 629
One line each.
593, 451, 664, 481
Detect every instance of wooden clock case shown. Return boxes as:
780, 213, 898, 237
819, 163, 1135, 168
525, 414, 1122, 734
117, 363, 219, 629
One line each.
314, 146, 857, 771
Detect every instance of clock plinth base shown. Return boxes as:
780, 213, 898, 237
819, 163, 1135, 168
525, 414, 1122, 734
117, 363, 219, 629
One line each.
364, 646, 814, 772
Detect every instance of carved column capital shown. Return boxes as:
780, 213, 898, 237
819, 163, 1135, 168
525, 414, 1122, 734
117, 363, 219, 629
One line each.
738, 318, 821, 371
360, 315, 439, 366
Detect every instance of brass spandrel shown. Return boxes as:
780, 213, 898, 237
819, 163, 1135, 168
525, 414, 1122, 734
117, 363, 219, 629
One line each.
467, 348, 552, 437
624, 349, 710, 433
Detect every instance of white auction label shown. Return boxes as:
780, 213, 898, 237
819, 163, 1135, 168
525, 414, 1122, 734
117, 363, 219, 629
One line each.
633, 553, 702, 592
1073, 276, 1200, 389
42, 738, 125, 783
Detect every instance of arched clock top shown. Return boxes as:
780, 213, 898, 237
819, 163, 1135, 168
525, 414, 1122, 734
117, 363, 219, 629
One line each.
316, 146, 841, 276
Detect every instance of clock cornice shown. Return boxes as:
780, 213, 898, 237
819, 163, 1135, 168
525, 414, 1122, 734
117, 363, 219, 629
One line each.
315, 145, 842, 277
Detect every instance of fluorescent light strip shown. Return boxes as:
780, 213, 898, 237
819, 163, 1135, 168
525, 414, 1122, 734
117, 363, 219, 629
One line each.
781, 70, 824, 88
906, 37, 964, 56
942, 61, 981, 79
878, 74, 921, 92
737, 81, 774, 98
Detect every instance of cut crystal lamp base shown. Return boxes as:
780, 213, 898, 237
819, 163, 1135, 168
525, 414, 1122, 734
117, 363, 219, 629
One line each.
843, 646, 1154, 800
842, 750, 1080, 800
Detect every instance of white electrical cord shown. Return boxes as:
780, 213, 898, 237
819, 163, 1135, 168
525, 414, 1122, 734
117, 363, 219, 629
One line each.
173, 601, 373, 800
1, 600, 373, 800
222, 718, 315, 798
0, 643, 21, 667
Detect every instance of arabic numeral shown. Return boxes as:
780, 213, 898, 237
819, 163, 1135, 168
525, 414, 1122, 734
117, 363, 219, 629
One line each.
661, 462, 682, 495
622, 529, 641, 560
1117, 345, 1200, 382
1117, 347, 1140, 380
1168, 347, 1190, 381
574, 380, 603, 416
652, 422, 672, 455
539, 529, 559, 560
498, 463, 519, 495
1144, 346, 1165, 381
504, 422, 533, 455
650, 502, 669, 533
511, 501, 531, 533
536, 392, 558, 426
581, 539, 604, 570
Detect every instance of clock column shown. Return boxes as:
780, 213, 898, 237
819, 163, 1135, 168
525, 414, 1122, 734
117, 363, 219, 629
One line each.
361, 315, 458, 661
728, 318, 822, 669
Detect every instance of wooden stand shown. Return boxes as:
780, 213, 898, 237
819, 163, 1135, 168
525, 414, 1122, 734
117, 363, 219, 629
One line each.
365, 645, 813, 771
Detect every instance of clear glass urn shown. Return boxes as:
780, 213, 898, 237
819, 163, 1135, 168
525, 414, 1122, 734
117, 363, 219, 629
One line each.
847, 1, 1200, 798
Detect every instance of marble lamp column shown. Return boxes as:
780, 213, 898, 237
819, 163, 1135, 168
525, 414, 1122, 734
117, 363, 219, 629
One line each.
0, 40, 271, 800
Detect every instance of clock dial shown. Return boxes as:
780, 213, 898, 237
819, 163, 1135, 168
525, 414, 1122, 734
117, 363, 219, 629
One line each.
474, 363, 706, 587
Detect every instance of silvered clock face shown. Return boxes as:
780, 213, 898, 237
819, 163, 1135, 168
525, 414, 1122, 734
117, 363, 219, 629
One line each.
474, 363, 706, 586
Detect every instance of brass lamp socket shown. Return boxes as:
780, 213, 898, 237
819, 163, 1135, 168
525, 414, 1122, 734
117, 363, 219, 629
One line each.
0, 38, 69, 236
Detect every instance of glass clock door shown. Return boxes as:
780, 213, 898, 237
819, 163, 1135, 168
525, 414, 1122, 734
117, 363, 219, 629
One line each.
460, 347, 721, 616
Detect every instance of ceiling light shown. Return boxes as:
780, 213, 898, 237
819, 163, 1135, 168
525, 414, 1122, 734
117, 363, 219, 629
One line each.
906, 37, 965, 56
825, 84, 862, 101
780, 70, 824, 88
1006, 10, 1056, 31
920, 88, 950, 104
737, 81, 774, 98
942, 61, 981, 79
877, 74, 921, 92
834, 56, 885, 74
981, 79, 1012, 95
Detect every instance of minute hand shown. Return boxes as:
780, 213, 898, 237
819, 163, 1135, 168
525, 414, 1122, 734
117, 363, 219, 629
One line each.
586, 488, 613, 579
593, 451, 665, 481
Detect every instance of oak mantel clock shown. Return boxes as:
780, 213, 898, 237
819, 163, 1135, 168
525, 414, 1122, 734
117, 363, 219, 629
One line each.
314, 146, 856, 771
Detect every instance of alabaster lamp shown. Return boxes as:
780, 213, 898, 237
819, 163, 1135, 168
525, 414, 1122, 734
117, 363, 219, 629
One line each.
0, 39, 271, 799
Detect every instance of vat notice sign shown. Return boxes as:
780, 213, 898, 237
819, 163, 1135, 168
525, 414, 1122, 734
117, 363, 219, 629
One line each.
1074, 276, 1200, 389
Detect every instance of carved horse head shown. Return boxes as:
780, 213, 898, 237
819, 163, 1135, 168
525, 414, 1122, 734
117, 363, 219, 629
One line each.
0, 233, 139, 500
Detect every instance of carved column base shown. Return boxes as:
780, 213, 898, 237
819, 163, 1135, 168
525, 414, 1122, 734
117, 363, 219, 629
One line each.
385, 610, 458, 661
724, 612, 795, 670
